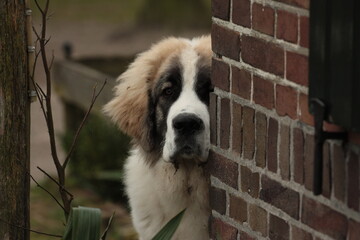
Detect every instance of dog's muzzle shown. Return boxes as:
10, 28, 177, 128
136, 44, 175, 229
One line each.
170, 113, 204, 161
173, 113, 204, 135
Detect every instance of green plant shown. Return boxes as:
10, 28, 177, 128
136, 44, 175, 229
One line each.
61, 207, 185, 240
63, 207, 101, 240
152, 209, 186, 240
62, 111, 130, 202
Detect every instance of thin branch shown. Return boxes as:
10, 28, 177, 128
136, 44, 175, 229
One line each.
32, 26, 40, 41
30, 174, 66, 213
34, 0, 44, 16
37, 167, 73, 199
31, 50, 41, 80
34, 0, 72, 218
31, 76, 48, 121
45, 36, 52, 46
37, 0, 63, 178
63, 80, 107, 169
35, 82, 47, 99
49, 50, 55, 70
0, 218, 62, 238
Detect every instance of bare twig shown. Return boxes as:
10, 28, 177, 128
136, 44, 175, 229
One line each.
34, 0, 71, 218
37, 167, 73, 199
33, 0, 107, 221
31, 50, 41, 79
35, 82, 47, 99
30, 174, 66, 212
49, 50, 55, 70
63, 80, 107, 169
0, 218, 62, 238
31, 76, 48, 121
32, 26, 40, 42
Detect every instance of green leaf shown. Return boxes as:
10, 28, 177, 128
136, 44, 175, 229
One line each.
63, 206, 101, 240
151, 209, 186, 240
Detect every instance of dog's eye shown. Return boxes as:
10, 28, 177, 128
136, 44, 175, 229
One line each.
162, 87, 174, 96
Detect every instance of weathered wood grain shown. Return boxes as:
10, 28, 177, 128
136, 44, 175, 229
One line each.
0, 1, 30, 239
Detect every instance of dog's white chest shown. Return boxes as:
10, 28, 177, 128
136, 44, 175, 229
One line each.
124, 148, 210, 240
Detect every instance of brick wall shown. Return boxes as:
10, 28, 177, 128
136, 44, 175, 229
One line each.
209, 0, 360, 239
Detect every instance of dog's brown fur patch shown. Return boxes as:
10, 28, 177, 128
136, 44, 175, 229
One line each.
103, 37, 188, 150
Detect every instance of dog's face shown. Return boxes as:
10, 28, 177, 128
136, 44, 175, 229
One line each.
104, 36, 212, 165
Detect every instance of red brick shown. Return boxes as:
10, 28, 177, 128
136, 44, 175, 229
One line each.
300, 16, 309, 48
279, 124, 290, 180
229, 195, 247, 223
348, 219, 360, 240
291, 226, 313, 240
286, 51, 308, 86
293, 128, 304, 184
267, 118, 278, 173
210, 217, 238, 240
207, 151, 239, 189
242, 106, 255, 160
249, 204, 267, 237
323, 122, 344, 132
212, 0, 230, 20
210, 93, 217, 145
231, 66, 251, 100
239, 231, 256, 240
212, 58, 230, 91
276, 10, 298, 43
347, 152, 359, 211
210, 187, 226, 215
232, 102, 242, 154
240, 166, 259, 198
299, 93, 314, 126
349, 132, 360, 145
269, 214, 289, 240
252, 3, 275, 36
276, 84, 297, 119
253, 75, 274, 110
255, 112, 267, 168
260, 175, 300, 219
322, 142, 331, 198
304, 133, 314, 191
232, 0, 251, 27
273, 0, 309, 9
333, 144, 346, 202
242, 35, 284, 76
212, 24, 241, 60
220, 98, 231, 149
302, 196, 348, 239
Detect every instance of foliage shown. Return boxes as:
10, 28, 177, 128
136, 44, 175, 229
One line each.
63, 206, 101, 240
62, 111, 130, 202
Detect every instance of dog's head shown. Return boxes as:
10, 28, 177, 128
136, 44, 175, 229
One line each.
104, 36, 212, 165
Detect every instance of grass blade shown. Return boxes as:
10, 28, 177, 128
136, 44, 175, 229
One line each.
151, 209, 186, 240
100, 211, 116, 240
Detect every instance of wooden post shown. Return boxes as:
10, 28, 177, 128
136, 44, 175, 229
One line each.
0, 0, 31, 239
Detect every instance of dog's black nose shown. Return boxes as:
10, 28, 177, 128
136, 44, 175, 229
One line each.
173, 113, 204, 135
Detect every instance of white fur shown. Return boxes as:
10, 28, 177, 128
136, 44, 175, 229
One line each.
163, 48, 210, 163
125, 148, 209, 240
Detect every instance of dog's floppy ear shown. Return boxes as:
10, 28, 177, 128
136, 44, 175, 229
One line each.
104, 37, 187, 151
103, 54, 155, 151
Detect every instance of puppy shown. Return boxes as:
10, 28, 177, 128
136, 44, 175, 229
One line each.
104, 36, 212, 240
